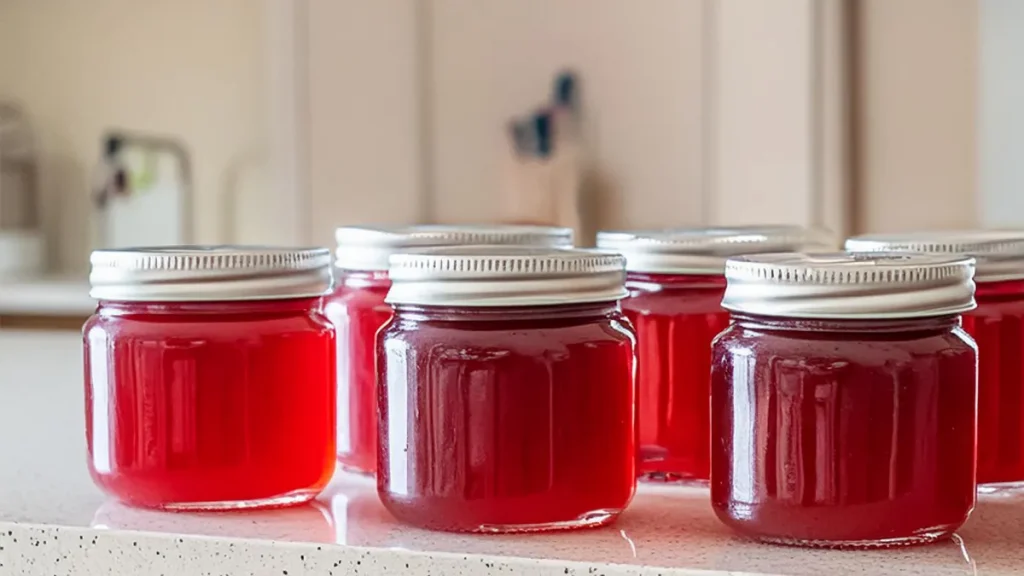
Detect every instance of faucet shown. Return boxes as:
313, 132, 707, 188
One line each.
95, 130, 193, 243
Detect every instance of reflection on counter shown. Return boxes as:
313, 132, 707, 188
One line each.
85, 470, 990, 576
328, 474, 979, 576
328, 473, 395, 547
92, 499, 334, 544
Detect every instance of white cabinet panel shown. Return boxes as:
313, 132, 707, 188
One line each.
854, 0, 978, 233
980, 0, 1024, 228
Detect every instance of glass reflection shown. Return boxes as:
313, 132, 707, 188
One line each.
91, 498, 334, 543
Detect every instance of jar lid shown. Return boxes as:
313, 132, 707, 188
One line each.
845, 230, 1024, 283
721, 252, 976, 319
335, 225, 574, 271
89, 246, 333, 301
386, 246, 627, 307
595, 226, 833, 275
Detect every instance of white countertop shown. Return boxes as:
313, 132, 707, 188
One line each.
0, 276, 93, 315
0, 331, 1019, 575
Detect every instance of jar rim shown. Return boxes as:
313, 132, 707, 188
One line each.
596, 226, 833, 274
385, 246, 627, 307
334, 224, 573, 271
845, 230, 1024, 282
89, 245, 332, 302
722, 252, 976, 319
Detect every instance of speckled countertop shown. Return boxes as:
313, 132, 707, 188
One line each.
0, 331, 1018, 575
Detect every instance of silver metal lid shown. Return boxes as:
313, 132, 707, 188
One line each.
89, 246, 333, 301
386, 246, 627, 307
334, 225, 574, 271
845, 230, 1024, 283
721, 252, 976, 319
595, 226, 834, 274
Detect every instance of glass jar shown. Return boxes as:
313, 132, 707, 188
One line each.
847, 231, 1024, 494
711, 252, 978, 548
325, 225, 573, 475
84, 247, 336, 510
377, 246, 635, 533
596, 226, 830, 484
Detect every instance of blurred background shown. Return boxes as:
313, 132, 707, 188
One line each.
0, 0, 1012, 326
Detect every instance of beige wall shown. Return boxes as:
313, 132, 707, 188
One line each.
0, 0, 267, 273
854, 0, 978, 233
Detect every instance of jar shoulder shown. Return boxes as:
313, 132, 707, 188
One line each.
970, 296, 1024, 320
381, 311, 635, 353
84, 307, 335, 344
324, 279, 389, 309
713, 322, 976, 363
622, 282, 726, 317
323, 283, 391, 323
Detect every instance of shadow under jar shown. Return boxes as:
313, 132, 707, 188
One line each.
596, 227, 831, 485
377, 246, 636, 533
324, 225, 573, 476
84, 247, 336, 510
847, 231, 1024, 494
711, 252, 978, 548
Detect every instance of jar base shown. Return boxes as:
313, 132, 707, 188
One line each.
639, 471, 708, 487
157, 490, 317, 512
752, 528, 953, 549
978, 481, 1024, 496
339, 463, 375, 477
383, 498, 623, 534
475, 509, 620, 534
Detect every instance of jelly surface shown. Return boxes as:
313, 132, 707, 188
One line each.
377, 304, 637, 532
711, 315, 977, 546
323, 270, 393, 474
962, 279, 1024, 487
84, 299, 336, 510
621, 273, 730, 482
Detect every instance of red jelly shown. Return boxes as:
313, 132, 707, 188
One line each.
377, 246, 636, 532
84, 247, 336, 510
848, 231, 1024, 492
711, 252, 978, 547
597, 227, 829, 483
326, 225, 573, 475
